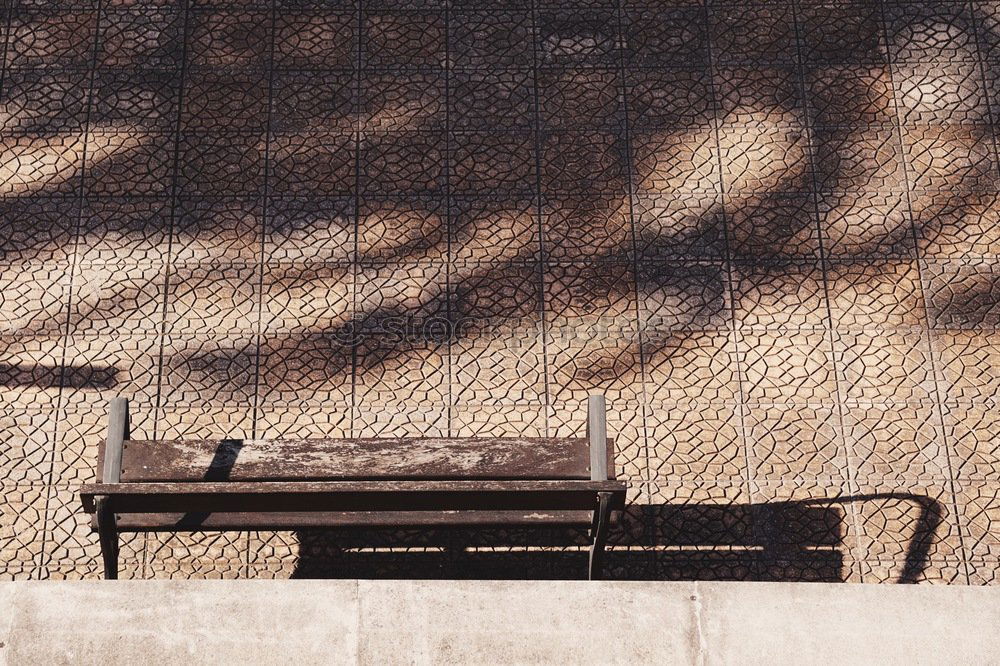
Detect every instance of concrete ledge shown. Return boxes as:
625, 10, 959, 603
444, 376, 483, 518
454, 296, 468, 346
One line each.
0, 581, 997, 665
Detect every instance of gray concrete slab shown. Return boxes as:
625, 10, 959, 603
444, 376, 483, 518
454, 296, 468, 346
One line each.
0, 581, 998, 665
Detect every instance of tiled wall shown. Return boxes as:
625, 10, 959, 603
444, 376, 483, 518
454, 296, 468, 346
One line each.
1, 0, 999, 582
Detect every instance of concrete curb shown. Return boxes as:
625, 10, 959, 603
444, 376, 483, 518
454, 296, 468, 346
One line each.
0, 581, 997, 665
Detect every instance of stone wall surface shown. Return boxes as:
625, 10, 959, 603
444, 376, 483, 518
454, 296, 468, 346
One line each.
1, 0, 1000, 582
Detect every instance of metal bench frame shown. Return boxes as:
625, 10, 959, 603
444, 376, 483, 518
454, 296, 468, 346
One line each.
80, 395, 626, 580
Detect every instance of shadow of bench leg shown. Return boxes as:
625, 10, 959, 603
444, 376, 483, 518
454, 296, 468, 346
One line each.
95, 497, 119, 580
588, 492, 612, 581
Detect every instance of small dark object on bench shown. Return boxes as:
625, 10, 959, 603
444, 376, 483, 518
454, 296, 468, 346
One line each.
79, 395, 627, 580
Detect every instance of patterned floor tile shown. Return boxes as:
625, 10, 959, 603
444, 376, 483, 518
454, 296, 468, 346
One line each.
901, 124, 998, 192
726, 193, 821, 260
643, 330, 740, 404
358, 197, 447, 264
844, 403, 950, 482
732, 262, 827, 330
638, 261, 730, 333
645, 402, 744, 482
833, 329, 938, 403
264, 197, 354, 264
854, 480, 962, 563
923, 258, 1000, 330
912, 189, 1000, 260
450, 197, 539, 264
933, 329, 1000, 403
818, 191, 915, 260
738, 329, 837, 404
942, 403, 1000, 481
745, 405, 847, 482
954, 479, 1000, 561
826, 260, 926, 329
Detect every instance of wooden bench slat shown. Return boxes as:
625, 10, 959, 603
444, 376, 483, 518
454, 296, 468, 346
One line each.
109, 510, 596, 531
120, 437, 604, 482
80, 480, 627, 514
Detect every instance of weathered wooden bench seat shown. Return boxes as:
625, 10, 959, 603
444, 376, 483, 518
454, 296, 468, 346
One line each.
79, 395, 627, 580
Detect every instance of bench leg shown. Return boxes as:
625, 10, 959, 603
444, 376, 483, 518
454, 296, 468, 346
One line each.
95, 497, 119, 580
588, 492, 612, 581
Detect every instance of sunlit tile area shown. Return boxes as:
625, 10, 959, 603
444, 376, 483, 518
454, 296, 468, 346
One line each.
2, 0, 1000, 582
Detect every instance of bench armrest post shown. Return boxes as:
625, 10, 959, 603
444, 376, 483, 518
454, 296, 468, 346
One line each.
103, 397, 128, 485
587, 394, 608, 481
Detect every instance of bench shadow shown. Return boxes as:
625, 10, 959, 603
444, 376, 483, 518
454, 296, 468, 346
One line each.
285, 492, 942, 583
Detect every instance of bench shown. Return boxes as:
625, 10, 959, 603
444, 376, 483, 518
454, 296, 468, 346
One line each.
79, 395, 627, 580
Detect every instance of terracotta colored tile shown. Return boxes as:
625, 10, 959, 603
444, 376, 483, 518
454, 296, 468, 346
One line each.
270, 132, 354, 197
902, 124, 998, 192
751, 480, 858, 555
58, 334, 162, 409
273, 10, 356, 69
544, 262, 637, 328
738, 330, 837, 404
359, 71, 446, 132
96, 8, 184, 69
715, 66, 806, 127
923, 258, 1000, 330
258, 334, 353, 407
536, 10, 619, 66
933, 330, 1000, 403
450, 131, 535, 195
270, 71, 356, 133
449, 405, 546, 438
0, 335, 65, 409
895, 62, 990, 125
0, 484, 47, 570
158, 337, 258, 406
358, 197, 447, 264
186, 10, 270, 68
0, 409, 54, 485
719, 124, 811, 194
0, 198, 78, 265
547, 334, 644, 404
353, 405, 449, 437
804, 65, 895, 126
631, 194, 726, 261
885, 2, 979, 63
170, 198, 262, 264
912, 189, 1000, 259
642, 330, 739, 404
0, 71, 89, 134
355, 262, 447, 332
449, 70, 535, 131
364, 11, 446, 69
255, 407, 351, 440
85, 130, 176, 197
966, 559, 999, 585
626, 68, 715, 130
537, 67, 623, 130
354, 336, 448, 406
631, 128, 721, 194
645, 403, 744, 481
450, 197, 539, 264
638, 261, 730, 333
164, 264, 259, 335
826, 260, 926, 329
542, 195, 631, 262
76, 198, 172, 265
176, 133, 265, 197
6, 11, 99, 69
854, 481, 962, 561
745, 405, 847, 481
955, 480, 1000, 561
451, 262, 542, 336
710, 3, 796, 64
811, 127, 906, 192
833, 329, 937, 403
180, 71, 268, 132
798, 2, 887, 64
258, 263, 353, 337
844, 404, 950, 481
540, 131, 627, 194
0, 261, 71, 336
264, 198, 354, 264
942, 403, 1000, 481
360, 131, 445, 195
0, 133, 86, 196
146, 531, 247, 567
726, 193, 821, 260
647, 480, 754, 549
818, 190, 914, 259
859, 559, 966, 585
451, 335, 544, 405
732, 262, 827, 330
450, 11, 534, 68
623, 8, 708, 67
156, 405, 255, 438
